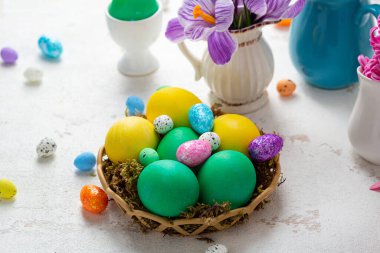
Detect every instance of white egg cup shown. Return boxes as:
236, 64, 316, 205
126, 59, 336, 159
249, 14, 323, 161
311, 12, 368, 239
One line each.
106, 2, 163, 76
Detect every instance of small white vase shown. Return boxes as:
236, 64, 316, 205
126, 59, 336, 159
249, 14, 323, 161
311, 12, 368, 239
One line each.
105, 2, 163, 76
178, 22, 276, 114
348, 67, 380, 165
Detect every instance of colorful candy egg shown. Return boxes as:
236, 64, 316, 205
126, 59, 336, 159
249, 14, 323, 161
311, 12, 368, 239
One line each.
80, 185, 108, 214
38, 35, 63, 59
276, 79, 296, 97
36, 137, 57, 158
248, 134, 283, 162
24, 67, 43, 83
205, 244, 228, 253
176, 140, 212, 167
153, 115, 174, 134
74, 152, 96, 171
126, 96, 145, 116
198, 150, 256, 209
0, 47, 18, 64
137, 160, 199, 217
0, 178, 17, 199
105, 117, 159, 163
146, 87, 202, 127
188, 103, 214, 134
139, 148, 159, 166
213, 114, 260, 157
157, 127, 198, 160
199, 132, 221, 151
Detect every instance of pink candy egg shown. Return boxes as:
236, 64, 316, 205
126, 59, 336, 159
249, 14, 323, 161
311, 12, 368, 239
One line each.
176, 140, 212, 167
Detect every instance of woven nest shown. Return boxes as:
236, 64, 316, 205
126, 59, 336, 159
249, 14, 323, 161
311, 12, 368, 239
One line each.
97, 146, 281, 236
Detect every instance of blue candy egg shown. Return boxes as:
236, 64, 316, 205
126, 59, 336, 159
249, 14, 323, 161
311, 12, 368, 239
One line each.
38, 35, 63, 59
188, 103, 214, 134
126, 96, 145, 116
74, 152, 96, 171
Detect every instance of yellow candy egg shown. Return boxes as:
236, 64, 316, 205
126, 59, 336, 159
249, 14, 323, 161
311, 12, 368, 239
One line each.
0, 178, 17, 199
146, 87, 202, 127
105, 116, 159, 163
213, 114, 260, 157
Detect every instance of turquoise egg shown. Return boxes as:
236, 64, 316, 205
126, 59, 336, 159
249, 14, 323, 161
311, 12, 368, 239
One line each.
188, 103, 214, 134
137, 160, 199, 217
198, 150, 256, 209
74, 152, 96, 171
38, 35, 63, 59
139, 148, 159, 166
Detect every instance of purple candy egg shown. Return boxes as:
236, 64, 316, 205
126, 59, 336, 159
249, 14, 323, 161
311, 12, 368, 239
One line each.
176, 140, 212, 167
0, 47, 18, 64
248, 134, 283, 162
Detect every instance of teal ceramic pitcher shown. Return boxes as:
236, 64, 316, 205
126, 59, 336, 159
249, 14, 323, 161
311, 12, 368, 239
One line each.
289, 0, 380, 89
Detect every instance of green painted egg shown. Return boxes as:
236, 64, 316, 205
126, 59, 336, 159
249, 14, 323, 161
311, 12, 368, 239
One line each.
198, 150, 256, 209
139, 148, 159, 166
137, 160, 199, 217
157, 127, 198, 160
108, 0, 159, 21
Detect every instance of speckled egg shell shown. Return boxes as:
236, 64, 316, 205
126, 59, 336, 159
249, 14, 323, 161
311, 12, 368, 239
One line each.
36, 137, 57, 158
153, 115, 174, 134
248, 134, 283, 162
205, 244, 228, 253
176, 140, 212, 167
188, 103, 214, 134
199, 132, 220, 151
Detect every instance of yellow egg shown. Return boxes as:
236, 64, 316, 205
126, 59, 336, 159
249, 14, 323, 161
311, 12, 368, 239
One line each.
146, 87, 202, 127
0, 178, 17, 199
105, 116, 159, 163
213, 114, 260, 157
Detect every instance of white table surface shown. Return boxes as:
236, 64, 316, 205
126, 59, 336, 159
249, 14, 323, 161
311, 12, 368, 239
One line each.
1, 0, 380, 252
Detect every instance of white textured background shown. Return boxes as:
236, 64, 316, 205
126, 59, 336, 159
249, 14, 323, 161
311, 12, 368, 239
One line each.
1, 0, 380, 252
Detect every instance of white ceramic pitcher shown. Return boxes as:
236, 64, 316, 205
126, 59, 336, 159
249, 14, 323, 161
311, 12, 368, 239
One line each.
348, 67, 380, 165
178, 22, 276, 114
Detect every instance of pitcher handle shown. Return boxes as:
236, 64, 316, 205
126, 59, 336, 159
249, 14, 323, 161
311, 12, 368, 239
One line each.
178, 42, 202, 81
356, 4, 380, 25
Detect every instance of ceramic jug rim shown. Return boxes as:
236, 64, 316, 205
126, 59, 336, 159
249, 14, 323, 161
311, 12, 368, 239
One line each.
229, 20, 280, 34
357, 67, 380, 87
106, 1, 162, 24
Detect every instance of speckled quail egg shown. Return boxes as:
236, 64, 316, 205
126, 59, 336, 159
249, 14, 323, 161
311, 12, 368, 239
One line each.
199, 132, 221, 151
205, 244, 228, 253
36, 137, 57, 158
153, 115, 174, 134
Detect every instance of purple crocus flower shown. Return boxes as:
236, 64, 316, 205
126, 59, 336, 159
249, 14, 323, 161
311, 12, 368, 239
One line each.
245, 0, 306, 21
166, 0, 237, 65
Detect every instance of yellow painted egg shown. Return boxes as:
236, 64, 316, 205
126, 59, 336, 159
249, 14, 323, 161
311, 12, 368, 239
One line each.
146, 87, 202, 127
105, 116, 159, 163
213, 114, 260, 157
0, 178, 17, 199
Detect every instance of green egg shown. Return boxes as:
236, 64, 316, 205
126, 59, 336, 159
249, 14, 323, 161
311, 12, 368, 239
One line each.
137, 160, 199, 217
109, 0, 159, 21
139, 148, 159, 166
0, 178, 17, 199
198, 150, 256, 209
157, 127, 198, 160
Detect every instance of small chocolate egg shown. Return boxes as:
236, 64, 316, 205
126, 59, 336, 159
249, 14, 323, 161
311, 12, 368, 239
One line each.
38, 35, 63, 59
0, 178, 17, 199
199, 132, 221, 151
157, 127, 199, 160
0, 47, 18, 64
36, 137, 57, 158
80, 185, 108, 214
248, 134, 283, 162
24, 67, 43, 83
277, 79, 296, 97
176, 140, 212, 167
74, 152, 96, 171
205, 244, 228, 253
153, 115, 174, 134
139, 148, 159, 166
126, 96, 145, 116
188, 103, 214, 134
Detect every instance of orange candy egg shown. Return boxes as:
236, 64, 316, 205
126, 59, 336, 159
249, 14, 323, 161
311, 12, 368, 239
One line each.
277, 79, 297, 97
276, 19, 292, 27
80, 185, 108, 214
